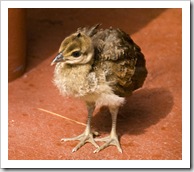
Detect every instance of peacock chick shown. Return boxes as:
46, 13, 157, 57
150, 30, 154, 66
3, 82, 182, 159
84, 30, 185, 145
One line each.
51, 24, 147, 153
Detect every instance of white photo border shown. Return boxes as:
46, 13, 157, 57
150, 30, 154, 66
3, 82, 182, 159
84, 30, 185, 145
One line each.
1, 0, 190, 169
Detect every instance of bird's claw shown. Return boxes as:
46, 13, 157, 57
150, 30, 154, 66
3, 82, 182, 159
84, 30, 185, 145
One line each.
61, 132, 99, 153
94, 135, 122, 153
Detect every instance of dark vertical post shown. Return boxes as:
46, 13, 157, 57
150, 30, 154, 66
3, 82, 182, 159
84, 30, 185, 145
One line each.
8, 8, 26, 82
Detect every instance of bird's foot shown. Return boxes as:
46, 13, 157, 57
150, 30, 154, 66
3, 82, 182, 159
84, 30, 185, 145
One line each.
94, 134, 122, 153
61, 131, 99, 152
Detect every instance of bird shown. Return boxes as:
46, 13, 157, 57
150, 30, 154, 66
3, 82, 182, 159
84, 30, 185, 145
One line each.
51, 24, 147, 153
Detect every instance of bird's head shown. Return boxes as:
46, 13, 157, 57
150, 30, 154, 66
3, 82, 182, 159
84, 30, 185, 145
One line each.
51, 32, 94, 66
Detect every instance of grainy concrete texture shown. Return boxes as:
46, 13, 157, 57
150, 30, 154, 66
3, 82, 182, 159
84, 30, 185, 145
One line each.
8, 8, 182, 160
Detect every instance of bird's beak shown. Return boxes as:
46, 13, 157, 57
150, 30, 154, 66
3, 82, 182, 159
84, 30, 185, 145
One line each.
51, 52, 64, 66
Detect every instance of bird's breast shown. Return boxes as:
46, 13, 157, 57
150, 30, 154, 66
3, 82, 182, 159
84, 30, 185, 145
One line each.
53, 63, 113, 99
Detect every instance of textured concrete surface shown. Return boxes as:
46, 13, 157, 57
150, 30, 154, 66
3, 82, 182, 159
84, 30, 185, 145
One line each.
8, 8, 182, 160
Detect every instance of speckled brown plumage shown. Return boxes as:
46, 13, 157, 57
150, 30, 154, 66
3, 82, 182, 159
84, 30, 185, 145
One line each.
78, 24, 147, 96
51, 24, 147, 153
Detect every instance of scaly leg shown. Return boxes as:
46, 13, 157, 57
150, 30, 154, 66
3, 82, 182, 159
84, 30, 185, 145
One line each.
61, 102, 99, 152
94, 106, 122, 153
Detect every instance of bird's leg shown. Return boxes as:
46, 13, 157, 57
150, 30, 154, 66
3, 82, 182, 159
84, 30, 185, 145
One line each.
61, 102, 99, 152
94, 106, 122, 153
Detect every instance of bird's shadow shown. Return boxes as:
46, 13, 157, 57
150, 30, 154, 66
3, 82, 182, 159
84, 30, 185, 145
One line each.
91, 87, 174, 137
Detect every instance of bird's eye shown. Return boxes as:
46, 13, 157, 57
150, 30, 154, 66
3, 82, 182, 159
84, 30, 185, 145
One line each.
71, 51, 81, 58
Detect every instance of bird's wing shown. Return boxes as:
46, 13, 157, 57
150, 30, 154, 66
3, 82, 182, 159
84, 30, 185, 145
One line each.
92, 28, 138, 61
92, 28, 147, 96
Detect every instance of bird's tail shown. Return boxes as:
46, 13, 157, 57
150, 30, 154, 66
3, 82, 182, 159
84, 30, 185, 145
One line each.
77, 23, 101, 37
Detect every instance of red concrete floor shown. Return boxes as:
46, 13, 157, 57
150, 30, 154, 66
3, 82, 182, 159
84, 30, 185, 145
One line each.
8, 8, 182, 160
